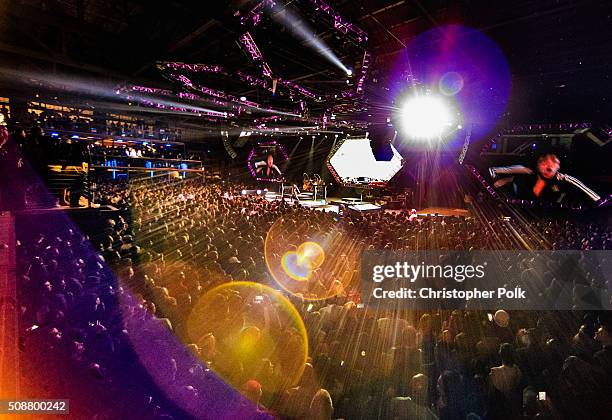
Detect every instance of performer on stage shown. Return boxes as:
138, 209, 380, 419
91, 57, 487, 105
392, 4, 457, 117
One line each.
408, 208, 418, 222
291, 183, 301, 201
255, 154, 282, 178
489, 152, 600, 203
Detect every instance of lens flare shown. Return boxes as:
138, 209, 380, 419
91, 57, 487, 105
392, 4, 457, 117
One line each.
265, 217, 360, 300
186, 282, 308, 401
389, 25, 511, 146
439, 72, 464, 96
280, 241, 326, 281
281, 251, 312, 281
297, 241, 325, 268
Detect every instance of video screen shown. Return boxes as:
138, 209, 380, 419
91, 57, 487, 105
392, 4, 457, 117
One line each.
247, 141, 289, 182
478, 128, 611, 206
327, 137, 404, 187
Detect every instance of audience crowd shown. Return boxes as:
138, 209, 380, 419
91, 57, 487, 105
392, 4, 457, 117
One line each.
15, 176, 612, 419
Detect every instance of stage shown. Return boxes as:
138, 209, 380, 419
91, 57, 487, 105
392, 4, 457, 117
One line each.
415, 207, 470, 217
263, 190, 469, 216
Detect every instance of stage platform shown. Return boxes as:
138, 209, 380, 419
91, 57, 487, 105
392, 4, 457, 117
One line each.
298, 199, 328, 208
262, 192, 469, 217
417, 207, 470, 217
348, 203, 383, 213
302, 200, 469, 216
328, 197, 366, 205
313, 204, 341, 213
301, 196, 384, 213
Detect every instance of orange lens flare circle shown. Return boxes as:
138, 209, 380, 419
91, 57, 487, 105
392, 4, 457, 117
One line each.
281, 251, 312, 281
280, 241, 326, 282
265, 217, 360, 300
186, 281, 308, 399
297, 241, 325, 268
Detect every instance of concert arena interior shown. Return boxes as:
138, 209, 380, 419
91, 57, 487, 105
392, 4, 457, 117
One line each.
1, 1, 612, 419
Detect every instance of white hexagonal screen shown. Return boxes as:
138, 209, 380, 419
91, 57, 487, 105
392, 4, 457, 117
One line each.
327, 137, 404, 186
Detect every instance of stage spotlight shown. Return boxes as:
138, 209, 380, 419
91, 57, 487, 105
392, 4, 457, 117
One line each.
346, 69, 353, 76
269, 2, 352, 76
399, 94, 455, 140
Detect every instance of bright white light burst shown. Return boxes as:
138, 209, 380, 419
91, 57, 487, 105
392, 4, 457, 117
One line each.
400, 95, 455, 140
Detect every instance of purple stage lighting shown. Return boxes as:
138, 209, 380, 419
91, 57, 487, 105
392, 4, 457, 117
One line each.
389, 25, 511, 148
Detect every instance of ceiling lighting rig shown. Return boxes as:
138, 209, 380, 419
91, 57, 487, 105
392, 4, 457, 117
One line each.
479, 122, 593, 155
308, 0, 368, 45
157, 61, 319, 103
150, 0, 370, 130
238, 0, 368, 97
115, 84, 231, 118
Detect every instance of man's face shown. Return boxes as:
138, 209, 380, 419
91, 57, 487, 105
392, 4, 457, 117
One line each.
537, 155, 560, 179
267, 155, 273, 166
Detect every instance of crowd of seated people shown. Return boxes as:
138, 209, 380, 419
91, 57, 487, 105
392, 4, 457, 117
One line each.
14, 176, 612, 419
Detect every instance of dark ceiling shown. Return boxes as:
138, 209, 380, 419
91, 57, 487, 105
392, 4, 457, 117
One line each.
1, 0, 611, 131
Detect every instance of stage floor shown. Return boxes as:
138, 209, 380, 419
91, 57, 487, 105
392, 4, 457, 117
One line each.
269, 194, 469, 217
416, 207, 469, 217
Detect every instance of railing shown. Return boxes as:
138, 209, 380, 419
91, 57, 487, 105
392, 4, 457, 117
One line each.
90, 154, 202, 168
89, 154, 206, 180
